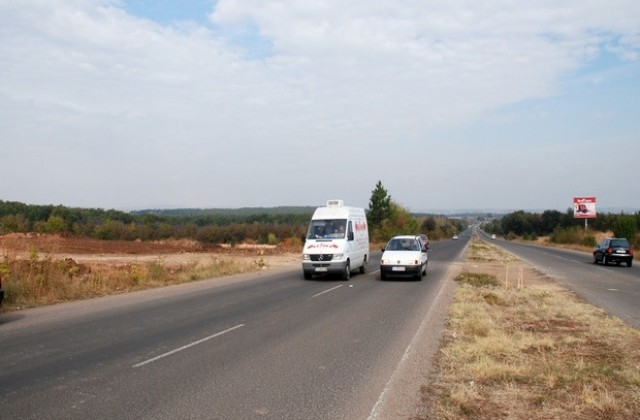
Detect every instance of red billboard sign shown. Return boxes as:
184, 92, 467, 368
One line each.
573, 196, 597, 219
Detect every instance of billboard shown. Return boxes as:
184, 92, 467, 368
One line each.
573, 196, 597, 219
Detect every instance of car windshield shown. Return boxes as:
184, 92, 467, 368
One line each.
387, 238, 420, 251
306, 219, 347, 239
611, 239, 630, 248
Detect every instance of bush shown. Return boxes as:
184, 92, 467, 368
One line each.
581, 235, 597, 247
550, 226, 583, 244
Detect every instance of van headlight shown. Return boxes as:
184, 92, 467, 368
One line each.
333, 253, 344, 261
303, 254, 310, 261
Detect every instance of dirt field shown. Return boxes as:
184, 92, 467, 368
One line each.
0, 233, 300, 270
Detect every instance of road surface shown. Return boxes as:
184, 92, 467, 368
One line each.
0, 237, 468, 420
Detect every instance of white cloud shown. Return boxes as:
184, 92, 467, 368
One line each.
0, 0, 638, 209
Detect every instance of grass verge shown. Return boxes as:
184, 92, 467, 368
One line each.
418, 237, 640, 419
0, 249, 266, 311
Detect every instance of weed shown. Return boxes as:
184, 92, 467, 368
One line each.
455, 272, 500, 287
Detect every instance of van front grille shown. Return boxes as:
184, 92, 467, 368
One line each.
310, 254, 333, 262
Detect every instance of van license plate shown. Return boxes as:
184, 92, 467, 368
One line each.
392, 266, 405, 271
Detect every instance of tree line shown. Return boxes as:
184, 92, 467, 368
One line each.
366, 181, 468, 242
0, 200, 312, 245
1, 182, 467, 246
483, 208, 640, 246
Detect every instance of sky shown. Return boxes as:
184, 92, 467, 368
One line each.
1, 1, 639, 213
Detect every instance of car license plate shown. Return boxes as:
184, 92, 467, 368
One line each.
615, 249, 626, 254
392, 266, 405, 271
315, 267, 328, 272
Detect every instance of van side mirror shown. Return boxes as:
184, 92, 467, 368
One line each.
347, 231, 354, 241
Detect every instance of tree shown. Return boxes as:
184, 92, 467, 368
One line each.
368, 181, 392, 229
613, 214, 637, 245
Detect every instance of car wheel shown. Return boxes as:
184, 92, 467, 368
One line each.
593, 254, 598, 264
603, 256, 608, 266
342, 262, 351, 280
628, 260, 633, 268
303, 272, 312, 280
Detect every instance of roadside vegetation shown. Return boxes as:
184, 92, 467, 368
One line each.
367, 180, 466, 243
0, 246, 272, 310
419, 236, 640, 419
483, 209, 639, 254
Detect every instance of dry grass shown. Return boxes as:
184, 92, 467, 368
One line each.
419, 236, 640, 419
0, 247, 278, 311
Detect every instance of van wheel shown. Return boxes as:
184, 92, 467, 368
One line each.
342, 263, 351, 280
359, 256, 367, 274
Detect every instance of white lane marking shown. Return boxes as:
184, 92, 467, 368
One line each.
133, 324, 245, 368
311, 285, 343, 298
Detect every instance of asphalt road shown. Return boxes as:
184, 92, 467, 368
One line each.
0, 237, 468, 420
478, 229, 640, 329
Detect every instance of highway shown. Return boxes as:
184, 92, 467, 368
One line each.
478, 229, 640, 329
0, 237, 468, 420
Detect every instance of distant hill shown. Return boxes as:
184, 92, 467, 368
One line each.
132, 206, 317, 218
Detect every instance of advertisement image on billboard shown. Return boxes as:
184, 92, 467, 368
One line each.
573, 196, 597, 219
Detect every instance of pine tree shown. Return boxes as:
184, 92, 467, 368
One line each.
368, 181, 392, 229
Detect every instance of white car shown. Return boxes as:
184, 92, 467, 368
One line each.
380, 235, 428, 280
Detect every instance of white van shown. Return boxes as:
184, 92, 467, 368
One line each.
302, 200, 370, 280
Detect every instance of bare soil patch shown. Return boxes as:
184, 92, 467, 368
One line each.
0, 233, 299, 269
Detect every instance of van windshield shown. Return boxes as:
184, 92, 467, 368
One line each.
307, 219, 347, 239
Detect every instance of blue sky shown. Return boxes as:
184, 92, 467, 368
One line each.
1, 1, 639, 212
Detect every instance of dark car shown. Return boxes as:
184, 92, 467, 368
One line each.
0, 274, 4, 307
418, 234, 430, 248
593, 238, 634, 267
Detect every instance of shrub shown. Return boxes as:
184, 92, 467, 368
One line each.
455, 272, 500, 287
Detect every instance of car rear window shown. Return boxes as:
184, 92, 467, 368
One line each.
610, 239, 630, 247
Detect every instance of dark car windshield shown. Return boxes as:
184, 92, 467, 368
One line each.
386, 238, 420, 251
610, 239, 630, 248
